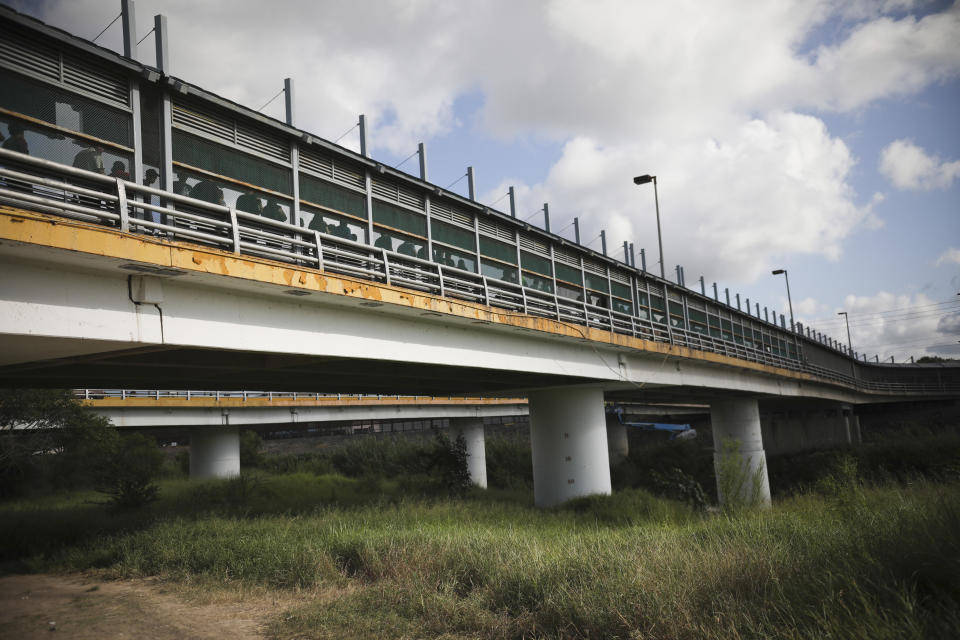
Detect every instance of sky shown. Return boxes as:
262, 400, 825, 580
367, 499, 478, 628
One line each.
11, 0, 960, 361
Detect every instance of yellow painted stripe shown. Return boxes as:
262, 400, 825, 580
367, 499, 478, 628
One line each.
81, 396, 528, 408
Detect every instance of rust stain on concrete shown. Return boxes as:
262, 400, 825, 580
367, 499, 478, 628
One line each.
1, 207, 820, 385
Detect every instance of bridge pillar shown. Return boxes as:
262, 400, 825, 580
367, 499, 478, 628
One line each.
189, 428, 240, 479
529, 386, 611, 507
606, 414, 629, 465
450, 417, 487, 488
710, 398, 771, 508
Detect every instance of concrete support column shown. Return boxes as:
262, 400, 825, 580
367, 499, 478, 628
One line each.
529, 386, 611, 507
189, 427, 240, 479
851, 413, 862, 445
710, 398, 771, 508
606, 415, 629, 465
450, 417, 487, 488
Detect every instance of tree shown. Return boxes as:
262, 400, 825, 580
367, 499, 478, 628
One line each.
94, 432, 164, 509
0, 388, 114, 497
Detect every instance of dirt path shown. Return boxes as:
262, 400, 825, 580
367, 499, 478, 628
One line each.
0, 573, 291, 639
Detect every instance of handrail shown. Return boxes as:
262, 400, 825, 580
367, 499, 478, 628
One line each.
1, 148, 956, 396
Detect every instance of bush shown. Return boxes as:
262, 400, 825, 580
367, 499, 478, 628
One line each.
239, 430, 263, 468
94, 433, 164, 509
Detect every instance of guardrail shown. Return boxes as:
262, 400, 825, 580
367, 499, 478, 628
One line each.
2, 148, 956, 397
73, 390, 526, 402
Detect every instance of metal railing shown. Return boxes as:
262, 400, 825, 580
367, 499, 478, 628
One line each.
2, 148, 955, 397
74, 389, 526, 402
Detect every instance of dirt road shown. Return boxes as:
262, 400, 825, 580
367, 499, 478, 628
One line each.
0, 573, 289, 639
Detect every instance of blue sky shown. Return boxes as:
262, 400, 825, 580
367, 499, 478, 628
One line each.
14, 0, 960, 360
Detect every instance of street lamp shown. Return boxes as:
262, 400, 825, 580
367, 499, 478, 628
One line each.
837, 311, 853, 353
633, 174, 664, 279
771, 269, 794, 331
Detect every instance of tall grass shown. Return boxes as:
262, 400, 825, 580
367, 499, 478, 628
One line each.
2, 469, 958, 638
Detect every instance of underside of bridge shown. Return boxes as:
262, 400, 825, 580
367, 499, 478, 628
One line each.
0, 343, 595, 396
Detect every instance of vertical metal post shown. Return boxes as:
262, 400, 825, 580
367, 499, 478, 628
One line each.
573, 217, 580, 244
543, 202, 550, 232
358, 114, 368, 157
286, 80, 299, 226
629, 242, 635, 268
640, 248, 646, 272
508, 186, 516, 217
121, 0, 137, 58
284, 78, 295, 126
764, 306, 769, 322
755, 302, 760, 317
124, 1, 143, 206
699, 276, 705, 295
290, 140, 300, 225
623, 241, 629, 263
155, 15, 173, 196
735, 293, 741, 310
418, 142, 427, 181
725, 288, 730, 305
676, 265, 682, 284
745, 298, 750, 316
600, 230, 607, 256
154, 14, 168, 72
467, 166, 475, 201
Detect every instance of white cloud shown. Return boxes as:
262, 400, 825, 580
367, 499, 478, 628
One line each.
936, 248, 960, 266
814, 292, 960, 361
879, 139, 960, 190
488, 111, 875, 283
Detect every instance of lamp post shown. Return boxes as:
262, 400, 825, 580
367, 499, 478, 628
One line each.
633, 174, 664, 279
771, 269, 794, 332
837, 311, 853, 353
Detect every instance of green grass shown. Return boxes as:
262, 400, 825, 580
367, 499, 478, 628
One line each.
2, 467, 959, 639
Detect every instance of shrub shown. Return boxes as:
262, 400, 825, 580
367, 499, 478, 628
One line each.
239, 429, 263, 468
94, 433, 164, 509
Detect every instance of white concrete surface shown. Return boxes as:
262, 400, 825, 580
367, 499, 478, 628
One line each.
528, 386, 612, 507
710, 398, 771, 508
189, 427, 240, 479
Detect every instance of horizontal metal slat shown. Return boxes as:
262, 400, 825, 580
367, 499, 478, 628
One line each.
0, 26, 59, 82
62, 57, 128, 107
172, 102, 234, 144
236, 121, 289, 163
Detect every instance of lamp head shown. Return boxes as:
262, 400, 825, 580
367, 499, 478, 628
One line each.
837, 311, 847, 316
772, 269, 785, 275
633, 175, 654, 185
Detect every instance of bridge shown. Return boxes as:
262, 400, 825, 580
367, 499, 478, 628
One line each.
76, 389, 528, 484
1, 5, 957, 506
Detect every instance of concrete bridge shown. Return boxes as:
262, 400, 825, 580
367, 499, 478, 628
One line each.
77, 389, 528, 484
1, 5, 957, 506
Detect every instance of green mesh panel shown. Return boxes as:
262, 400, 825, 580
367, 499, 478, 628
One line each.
433, 245, 476, 272
555, 263, 582, 286
173, 130, 291, 194
613, 299, 633, 315
611, 282, 631, 300
431, 219, 475, 251
557, 282, 583, 302
0, 68, 132, 147
481, 260, 518, 284
522, 272, 554, 294
372, 228, 427, 259
299, 173, 366, 219
372, 199, 426, 236
650, 295, 665, 312
520, 251, 552, 277
479, 236, 517, 264
1, 114, 131, 175
584, 272, 609, 293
